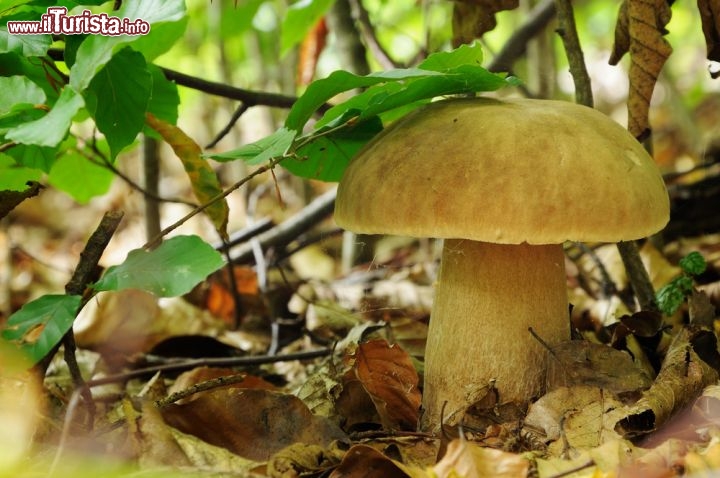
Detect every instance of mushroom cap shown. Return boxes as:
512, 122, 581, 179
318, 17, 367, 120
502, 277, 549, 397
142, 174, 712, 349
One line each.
334, 98, 670, 244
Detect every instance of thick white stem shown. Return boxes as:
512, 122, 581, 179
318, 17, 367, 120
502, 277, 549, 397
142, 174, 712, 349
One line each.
421, 240, 569, 431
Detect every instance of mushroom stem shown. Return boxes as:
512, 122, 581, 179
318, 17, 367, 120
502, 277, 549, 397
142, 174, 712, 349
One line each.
421, 240, 569, 431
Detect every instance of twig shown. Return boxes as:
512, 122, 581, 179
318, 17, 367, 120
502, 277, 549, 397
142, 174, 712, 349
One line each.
554, 0, 593, 107
348, 0, 400, 69
161, 66, 300, 108
84, 348, 332, 387
487, 0, 557, 73
206, 102, 250, 149
617, 241, 658, 311
155, 373, 250, 408
228, 187, 338, 263
143, 156, 286, 250
143, 134, 162, 239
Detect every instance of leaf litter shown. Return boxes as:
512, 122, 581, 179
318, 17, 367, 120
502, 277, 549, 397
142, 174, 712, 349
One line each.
4, 208, 720, 478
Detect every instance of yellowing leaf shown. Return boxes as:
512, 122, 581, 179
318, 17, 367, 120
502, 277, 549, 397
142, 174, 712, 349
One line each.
609, 0, 673, 139
145, 113, 229, 239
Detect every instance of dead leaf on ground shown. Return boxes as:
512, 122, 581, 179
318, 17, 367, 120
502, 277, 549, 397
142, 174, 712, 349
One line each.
328, 444, 424, 478
353, 339, 421, 431
547, 339, 654, 395
161, 388, 347, 461
266, 442, 344, 478
433, 439, 529, 478
524, 386, 627, 452
452, 0, 519, 48
609, 0, 673, 139
615, 326, 720, 438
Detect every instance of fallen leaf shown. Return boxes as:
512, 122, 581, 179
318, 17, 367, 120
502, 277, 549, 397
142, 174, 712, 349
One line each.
609, 0, 673, 139
615, 326, 720, 438
546, 339, 654, 394
524, 386, 627, 452
433, 439, 529, 478
267, 442, 343, 478
452, 0, 519, 48
328, 444, 423, 478
354, 339, 421, 431
161, 388, 347, 461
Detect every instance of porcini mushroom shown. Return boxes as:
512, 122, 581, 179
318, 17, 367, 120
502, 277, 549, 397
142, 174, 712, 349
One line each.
334, 98, 669, 431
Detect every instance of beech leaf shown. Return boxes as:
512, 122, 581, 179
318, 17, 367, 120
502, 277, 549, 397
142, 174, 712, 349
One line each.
146, 113, 229, 239
353, 339, 421, 431
609, 0, 673, 139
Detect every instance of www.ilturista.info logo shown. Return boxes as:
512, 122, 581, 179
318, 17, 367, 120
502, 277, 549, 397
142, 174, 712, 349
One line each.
6, 7, 150, 36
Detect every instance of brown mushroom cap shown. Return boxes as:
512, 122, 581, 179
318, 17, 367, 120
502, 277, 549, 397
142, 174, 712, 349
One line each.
335, 98, 670, 244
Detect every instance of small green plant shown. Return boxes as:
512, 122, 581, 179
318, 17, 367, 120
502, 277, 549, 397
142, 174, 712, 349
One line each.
655, 251, 707, 316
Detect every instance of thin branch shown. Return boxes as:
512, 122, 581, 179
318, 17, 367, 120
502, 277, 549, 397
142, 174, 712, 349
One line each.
205, 102, 250, 149
554, 0, 593, 107
487, 0, 557, 73
348, 0, 400, 69
143, 156, 286, 250
161, 66, 300, 108
228, 187, 337, 264
84, 348, 332, 387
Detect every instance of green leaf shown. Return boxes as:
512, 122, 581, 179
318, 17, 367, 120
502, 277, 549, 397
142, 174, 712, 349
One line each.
94, 235, 225, 297
85, 48, 151, 158
0, 153, 42, 191
48, 140, 114, 203
679, 251, 706, 276
656, 281, 686, 316
130, 15, 188, 61
418, 41, 484, 71
0, 27, 51, 56
207, 127, 296, 165
145, 113, 229, 238
6, 86, 84, 147
280, 0, 334, 56
69, 0, 186, 91
6, 143, 56, 171
0, 76, 46, 115
145, 64, 180, 126
1, 294, 82, 364
285, 68, 441, 132
284, 115, 383, 181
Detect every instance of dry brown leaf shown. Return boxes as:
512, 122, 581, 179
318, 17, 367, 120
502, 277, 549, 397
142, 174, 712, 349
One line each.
452, 0, 519, 48
615, 327, 720, 438
167, 366, 276, 404
354, 339, 421, 431
525, 386, 627, 452
698, 0, 720, 65
328, 444, 424, 478
546, 340, 654, 394
161, 388, 347, 461
609, 0, 673, 139
433, 439, 529, 478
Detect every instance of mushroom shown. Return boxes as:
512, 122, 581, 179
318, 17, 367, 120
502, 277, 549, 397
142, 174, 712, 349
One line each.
334, 98, 669, 431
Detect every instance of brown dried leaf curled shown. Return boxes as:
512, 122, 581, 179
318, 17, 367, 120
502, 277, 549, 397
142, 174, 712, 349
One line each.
615, 327, 720, 438
609, 0, 673, 139
354, 339, 422, 431
698, 0, 720, 63
452, 0, 519, 47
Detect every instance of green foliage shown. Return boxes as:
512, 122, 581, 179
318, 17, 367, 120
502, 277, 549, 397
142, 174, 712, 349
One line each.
209, 42, 516, 181
1, 294, 82, 364
656, 252, 707, 316
93, 235, 225, 297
